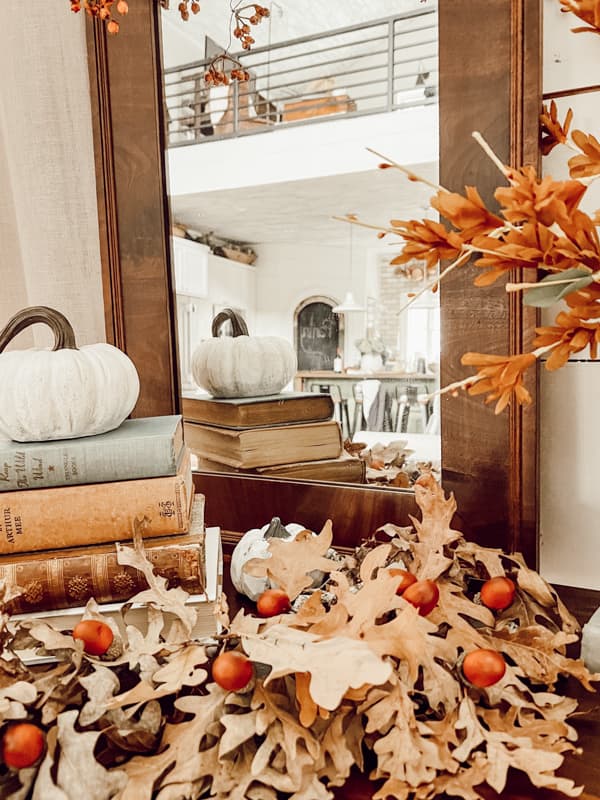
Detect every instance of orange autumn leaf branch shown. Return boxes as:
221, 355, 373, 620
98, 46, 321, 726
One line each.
558, 0, 600, 34
70, 1, 268, 83
342, 103, 600, 414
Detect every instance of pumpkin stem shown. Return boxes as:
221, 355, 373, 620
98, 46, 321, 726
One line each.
0, 306, 78, 353
211, 308, 249, 338
264, 517, 290, 540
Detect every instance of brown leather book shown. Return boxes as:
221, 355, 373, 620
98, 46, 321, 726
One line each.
0, 497, 205, 615
196, 454, 366, 483
184, 420, 342, 469
181, 392, 333, 430
0, 451, 193, 556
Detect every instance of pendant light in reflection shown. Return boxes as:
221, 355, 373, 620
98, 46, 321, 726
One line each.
333, 219, 365, 313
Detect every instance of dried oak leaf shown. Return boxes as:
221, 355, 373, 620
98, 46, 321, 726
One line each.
0, 680, 37, 723
105, 643, 208, 712
98, 702, 163, 755
409, 474, 462, 580
112, 605, 166, 680
241, 624, 391, 710
115, 686, 226, 800
78, 665, 120, 726
116, 538, 197, 640
364, 676, 457, 793
316, 702, 365, 786
244, 520, 335, 600
31, 710, 127, 800
493, 623, 597, 688
540, 101, 573, 155
250, 682, 324, 792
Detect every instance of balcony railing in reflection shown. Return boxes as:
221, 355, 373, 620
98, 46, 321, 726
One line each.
163, 8, 438, 147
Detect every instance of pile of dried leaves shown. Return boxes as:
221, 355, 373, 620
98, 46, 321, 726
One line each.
345, 438, 439, 488
0, 475, 597, 799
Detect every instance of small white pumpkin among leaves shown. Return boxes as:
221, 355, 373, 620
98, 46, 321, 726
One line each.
231, 517, 312, 600
192, 308, 296, 398
0, 306, 140, 442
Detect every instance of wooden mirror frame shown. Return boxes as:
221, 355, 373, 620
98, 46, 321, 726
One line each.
86, 0, 541, 563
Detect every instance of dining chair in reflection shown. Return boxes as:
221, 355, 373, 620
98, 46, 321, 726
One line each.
395, 384, 429, 433
353, 379, 392, 432
310, 383, 352, 438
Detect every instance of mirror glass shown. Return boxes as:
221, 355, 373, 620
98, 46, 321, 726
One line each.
160, 0, 440, 491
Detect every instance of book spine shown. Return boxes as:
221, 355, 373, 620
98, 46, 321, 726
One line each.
0, 542, 203, 615
0, 433, 180, 492
0, 466, 193, 556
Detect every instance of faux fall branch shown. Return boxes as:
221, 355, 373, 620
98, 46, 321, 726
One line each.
0, 476, 597, 800
337, 103, 600, 414
70, 0, 269, 83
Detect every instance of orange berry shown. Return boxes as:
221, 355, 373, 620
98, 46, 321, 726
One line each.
72, 619, 114, 656
212, 651, 253, 691
403, 579, 439, 616
480, 576, 516, 611
257, 589, 291, 617
1, 723, 45, 770
462, 649, 506, 688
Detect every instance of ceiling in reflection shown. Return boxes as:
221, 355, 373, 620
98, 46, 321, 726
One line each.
170, 161, 438, 245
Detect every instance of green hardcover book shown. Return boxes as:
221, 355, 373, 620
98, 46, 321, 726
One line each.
0, 416, 184, 492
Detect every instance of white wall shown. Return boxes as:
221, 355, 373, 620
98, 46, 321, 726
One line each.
539, 3, 600, 589
169, 104, 438, 196
252, 241, 382, 367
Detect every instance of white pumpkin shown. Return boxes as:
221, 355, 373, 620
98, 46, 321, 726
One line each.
0, 306, 140, 442
192, 309, 296, 398
230, 517, 309, 600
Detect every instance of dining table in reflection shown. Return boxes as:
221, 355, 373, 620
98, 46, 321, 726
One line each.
294, 370, 439, 437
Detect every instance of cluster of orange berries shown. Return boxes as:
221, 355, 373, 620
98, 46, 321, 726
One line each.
233, 4, 270, 50
176, 0, 200, 22
204, 55, 250, 86
70, 0, 128, 34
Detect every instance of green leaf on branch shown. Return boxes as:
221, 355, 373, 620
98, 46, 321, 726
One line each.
523, 268, 593, 308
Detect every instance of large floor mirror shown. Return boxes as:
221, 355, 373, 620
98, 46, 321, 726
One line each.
160, 3, 441, 494
87, 0, 540, 562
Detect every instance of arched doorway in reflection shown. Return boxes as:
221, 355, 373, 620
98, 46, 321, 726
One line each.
293, 296, 344, 371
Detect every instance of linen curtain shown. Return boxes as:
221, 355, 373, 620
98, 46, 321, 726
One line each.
0, 3, 105, 349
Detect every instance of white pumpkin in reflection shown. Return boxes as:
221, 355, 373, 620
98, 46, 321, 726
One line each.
192, 309, 296, 398
0, 306, 140, 442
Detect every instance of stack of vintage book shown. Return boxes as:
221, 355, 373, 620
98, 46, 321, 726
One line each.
0, 416, 222, 639
183, 392, 366, 483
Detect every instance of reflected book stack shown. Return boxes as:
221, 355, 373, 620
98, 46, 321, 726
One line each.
182, 392, 366, 482
0, 416, 222, 643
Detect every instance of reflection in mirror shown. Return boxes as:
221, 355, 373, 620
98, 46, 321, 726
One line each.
160, 1, 439, 491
